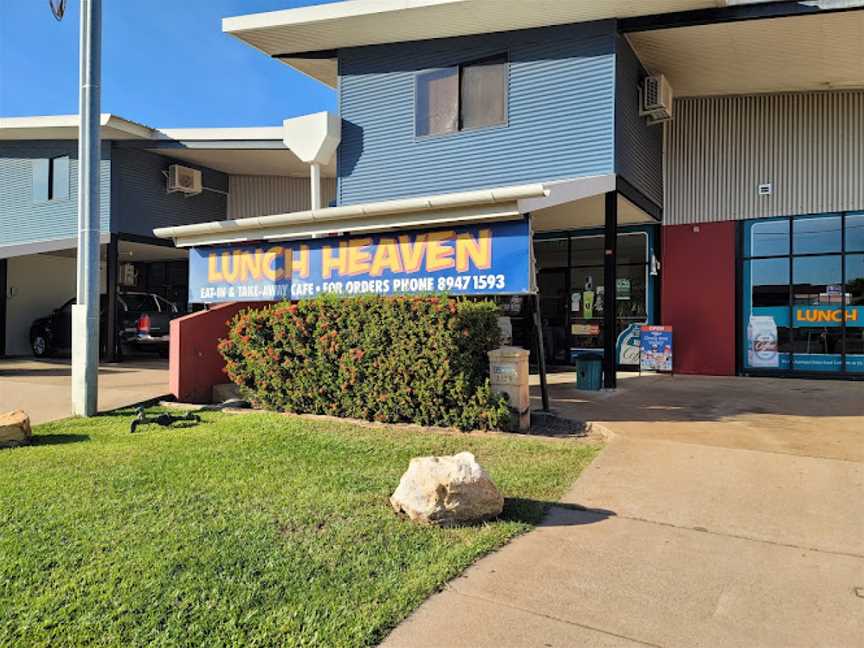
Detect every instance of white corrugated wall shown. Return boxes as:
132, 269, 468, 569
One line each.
227, 176, 338, 219
665, 90, 864, 225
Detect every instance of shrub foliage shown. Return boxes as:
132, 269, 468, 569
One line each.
218, 295, 512, 431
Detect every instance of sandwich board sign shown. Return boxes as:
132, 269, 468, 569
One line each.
639, 325, 673, 375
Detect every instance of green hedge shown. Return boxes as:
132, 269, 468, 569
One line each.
218, 296, 512, 431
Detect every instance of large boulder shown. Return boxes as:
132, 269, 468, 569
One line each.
390, 451, 504, 526
0, 410, 32, 448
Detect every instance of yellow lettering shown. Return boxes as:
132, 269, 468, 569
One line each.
370, 238, 403, 276
322, 242, 348, 279
207, 253, 222, 282
455, 228, 492, 272
221, 251, 242, 282
292, 245, 310, 279
345, 238, 373, 276
398, 234, 427, 273
240, 250, 263, 281
262, 246, 283, 281
425, 230, 456, 272
849, 309, 859, 322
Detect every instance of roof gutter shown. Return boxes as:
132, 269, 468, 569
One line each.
154, 183, 549, 247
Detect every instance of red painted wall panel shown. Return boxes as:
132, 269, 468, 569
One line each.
661, 222, 736, 376
169, 302, 267, 403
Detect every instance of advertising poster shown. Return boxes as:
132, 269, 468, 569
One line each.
582, 291, 595, 319
188, 220, 532, 303
616, 278, 631, 301
747, 315, 779, 368
639, 325, 673, 373
616, 323, 643, 366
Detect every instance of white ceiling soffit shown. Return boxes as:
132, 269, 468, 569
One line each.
222, 0, 719, 88
145, 148, 335, 177
532, 194, 654, 233
629, 10, 864, 96
0, 234, 112, 260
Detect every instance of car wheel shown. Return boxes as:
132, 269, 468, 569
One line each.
31, 332, 51, 357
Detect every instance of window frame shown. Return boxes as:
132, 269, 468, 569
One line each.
414, 51, 510, 140
32, 155, 71, 203
741, 212, 863, 375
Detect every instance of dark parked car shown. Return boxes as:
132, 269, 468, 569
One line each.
29, 291, 184, 358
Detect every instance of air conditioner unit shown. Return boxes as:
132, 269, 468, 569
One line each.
640, 74, 674, 125
167, 164, 202, 196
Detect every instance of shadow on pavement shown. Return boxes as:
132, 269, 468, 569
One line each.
503, 498, 616, 527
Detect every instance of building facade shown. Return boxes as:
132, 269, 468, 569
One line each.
135, 1, 864, 387
0, 116, 333, 358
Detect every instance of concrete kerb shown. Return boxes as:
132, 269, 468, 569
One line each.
158, 400, 610, 443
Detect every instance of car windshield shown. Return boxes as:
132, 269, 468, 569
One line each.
154, 296, 178, 313
122, 294, 156, 311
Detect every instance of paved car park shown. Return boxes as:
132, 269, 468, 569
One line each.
0, 358, 170, 425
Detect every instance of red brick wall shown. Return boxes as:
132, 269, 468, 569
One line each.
169, 302, 267, 403
661, 222, 736, 376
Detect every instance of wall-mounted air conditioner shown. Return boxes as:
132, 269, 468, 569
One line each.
167, 164, 203, 196
640, 74, 674, 125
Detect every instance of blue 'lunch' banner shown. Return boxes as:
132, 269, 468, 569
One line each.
188, 219, 532, 303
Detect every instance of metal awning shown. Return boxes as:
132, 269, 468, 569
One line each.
154, 183, 550, 247
153, 173, 655, 247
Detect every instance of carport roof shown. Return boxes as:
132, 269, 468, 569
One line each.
0, 114, 334, 177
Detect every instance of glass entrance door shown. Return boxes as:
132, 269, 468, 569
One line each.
537, 269, 569, 364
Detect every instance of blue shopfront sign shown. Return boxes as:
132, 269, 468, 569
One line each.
188, 219, 532, 304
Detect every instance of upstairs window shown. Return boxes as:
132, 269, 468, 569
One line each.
415, 53, 508, 137
32, 156, 70, 203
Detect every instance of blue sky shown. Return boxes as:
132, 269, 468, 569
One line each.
0, 1, 339, 127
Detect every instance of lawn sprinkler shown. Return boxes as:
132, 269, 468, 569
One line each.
129, 407, 201, 434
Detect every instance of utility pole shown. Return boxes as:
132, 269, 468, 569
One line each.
68, 0, 102, 416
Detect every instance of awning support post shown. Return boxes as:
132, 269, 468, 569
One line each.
603, 191, 618, 389
532, 293, 551, 412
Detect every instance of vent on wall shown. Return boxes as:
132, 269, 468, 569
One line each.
640, 74, 673, 126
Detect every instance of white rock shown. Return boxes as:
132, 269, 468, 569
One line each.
390, 451, 504, 526
0, 410, 32, 448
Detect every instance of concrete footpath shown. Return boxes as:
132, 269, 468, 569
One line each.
382, 375, 864, 647
0, 358, 170, 424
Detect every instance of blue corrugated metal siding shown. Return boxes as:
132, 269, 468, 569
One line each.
615, 36, 663, 207
111, 147, 227, 238
338, 22, 617, 205
0, 141, 111, 247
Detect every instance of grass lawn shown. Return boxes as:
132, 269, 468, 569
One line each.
0, 409, 599, 647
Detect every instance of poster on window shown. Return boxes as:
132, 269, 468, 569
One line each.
747, 315, 779, 368
640, 326, 673, 373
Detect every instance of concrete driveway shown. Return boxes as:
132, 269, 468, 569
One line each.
0, 357, 170, 424
383, 375, 864, 647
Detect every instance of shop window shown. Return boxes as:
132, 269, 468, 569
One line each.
846, 213, 864, 252
534, 238, 568, 269
614, 265, 647, 319
570, 235, 604, 266
793, 215, 842, 255
617, 233, 648, 265
792, 256, 842, 305
415, 53, 508, 137
32, 156, 70, 203
846, 254, 864, 307
750, 258, 789, 307
749, 219, 789, 257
